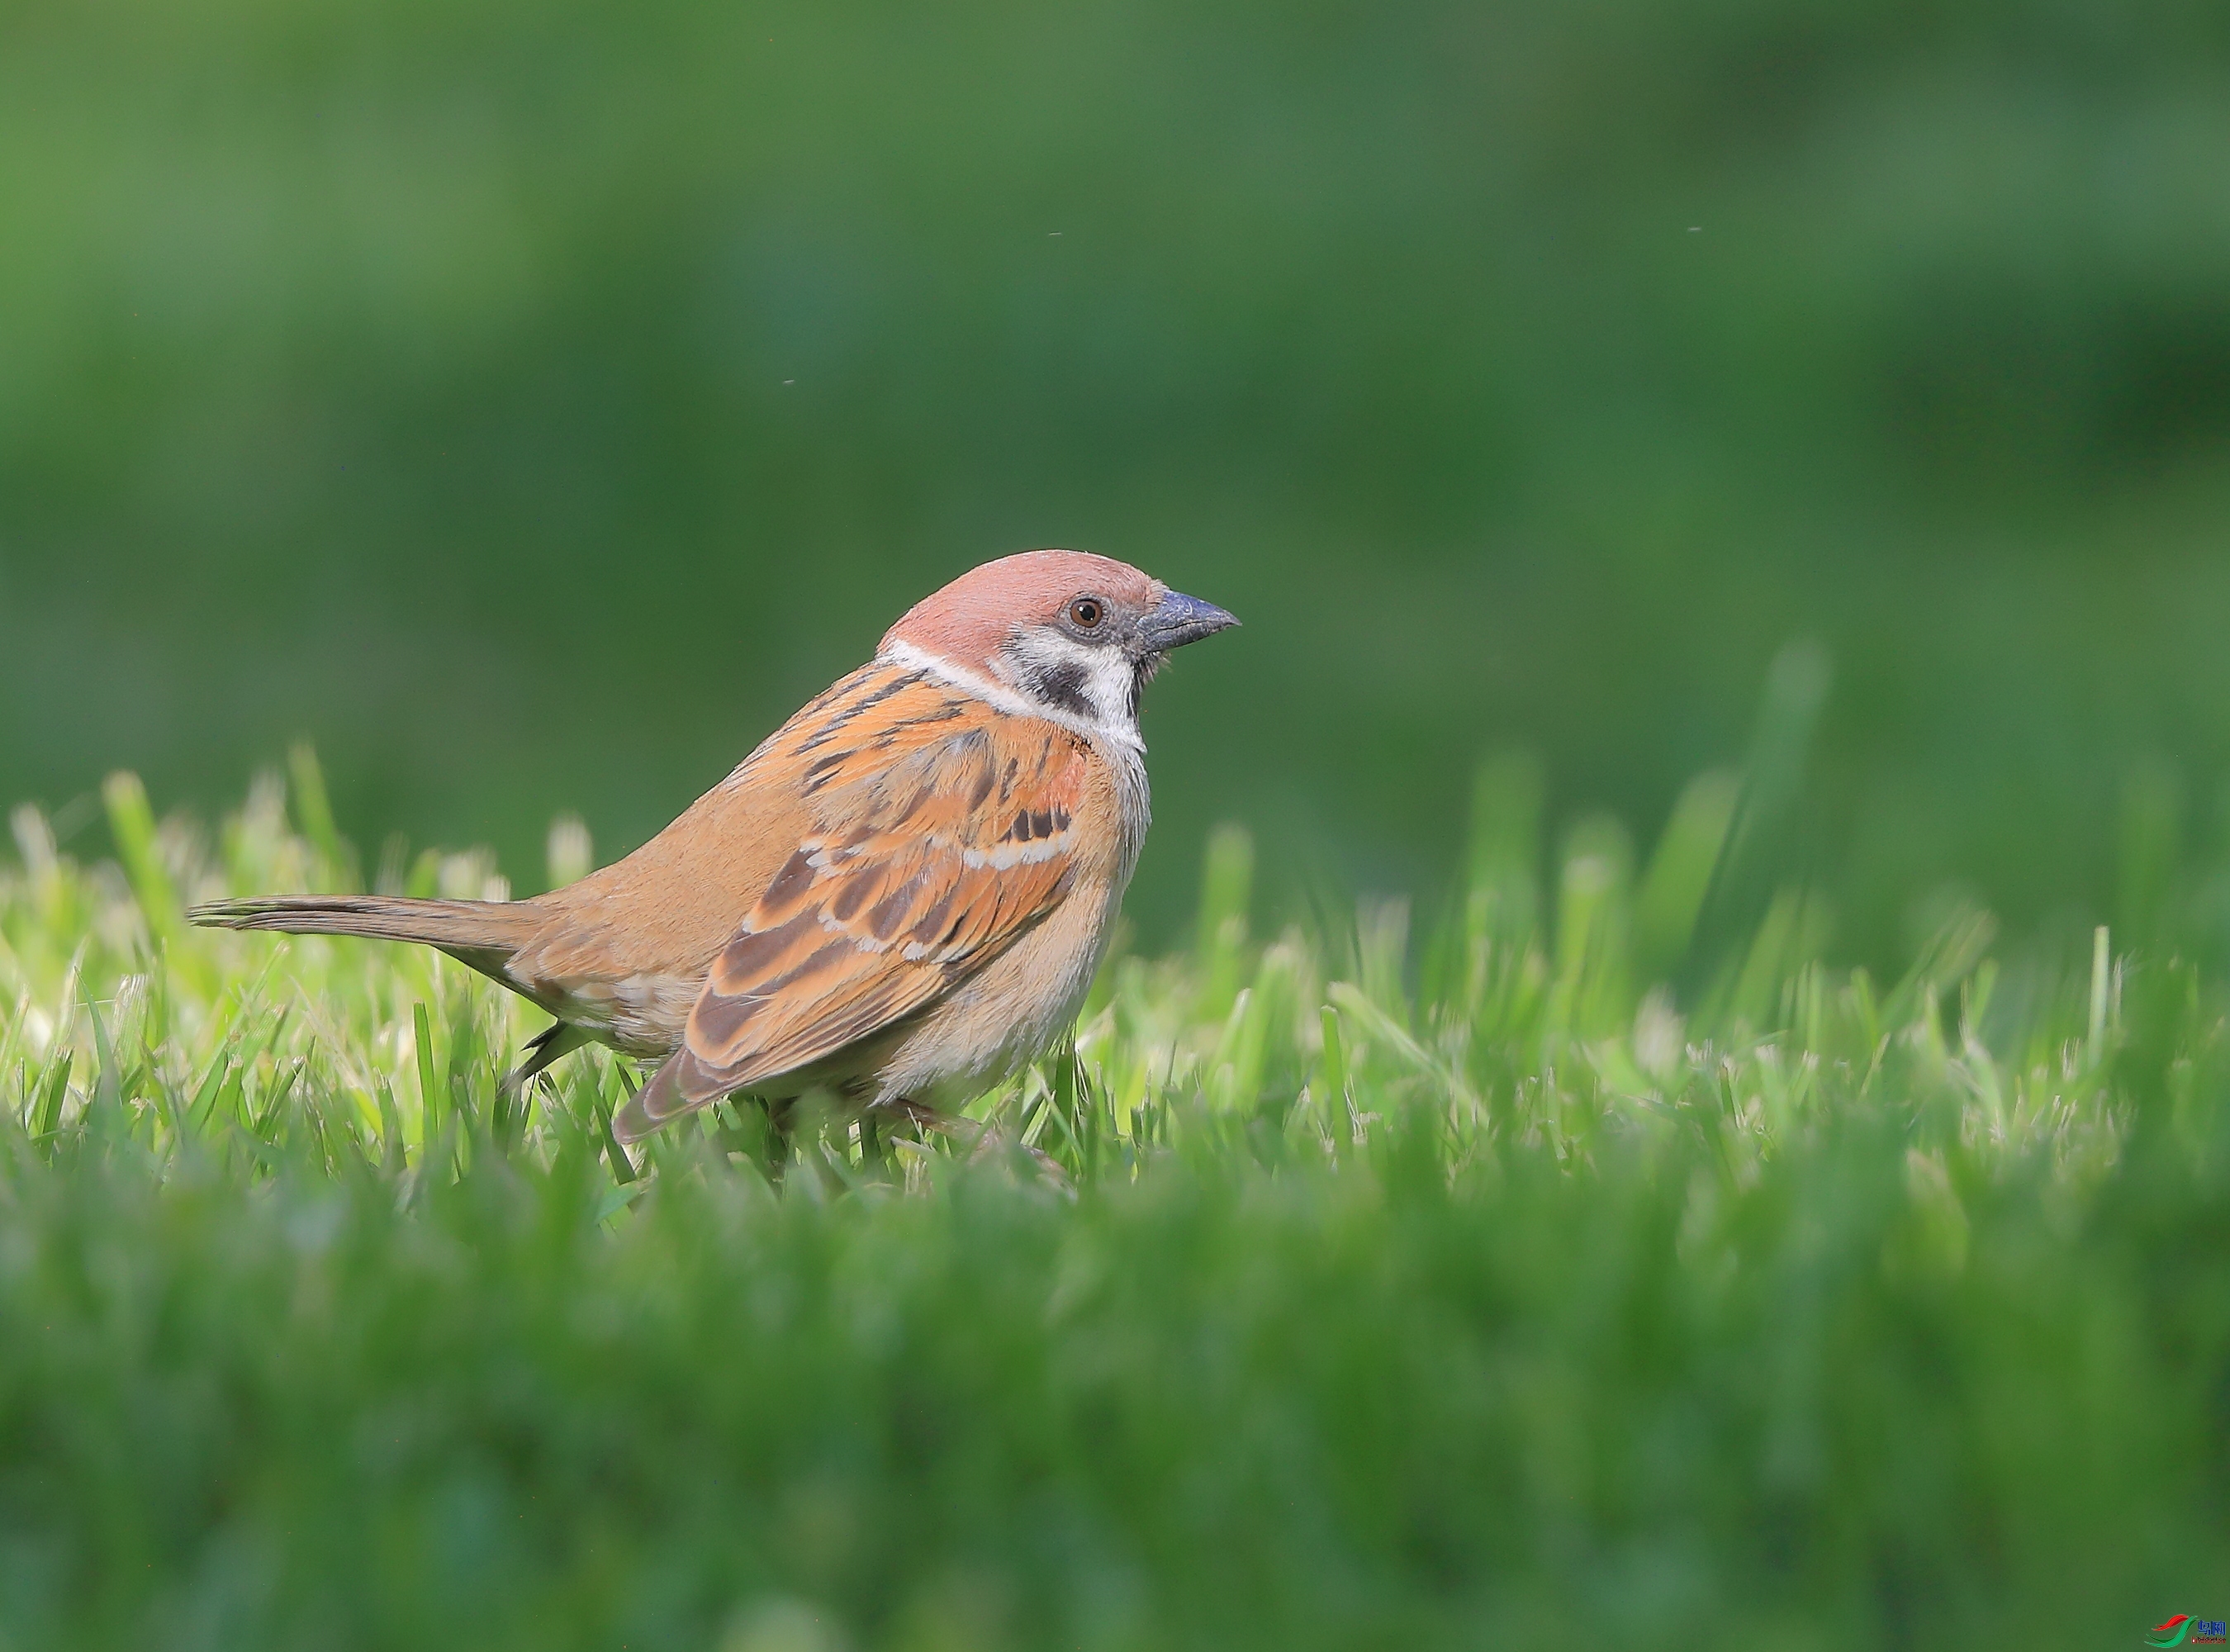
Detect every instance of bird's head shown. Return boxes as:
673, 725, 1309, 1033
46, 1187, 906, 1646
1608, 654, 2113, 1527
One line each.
881, 549, 1239, 739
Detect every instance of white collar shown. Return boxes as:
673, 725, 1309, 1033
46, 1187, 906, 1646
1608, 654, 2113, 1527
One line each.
880, 639, 1146, 757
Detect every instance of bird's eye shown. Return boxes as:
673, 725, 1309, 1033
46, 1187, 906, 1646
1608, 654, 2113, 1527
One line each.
1069, 597, 1104, 630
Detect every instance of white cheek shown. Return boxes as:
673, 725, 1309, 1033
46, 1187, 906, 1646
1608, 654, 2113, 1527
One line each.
1004, 631, 1138, 729
1079, 651, 1136, 724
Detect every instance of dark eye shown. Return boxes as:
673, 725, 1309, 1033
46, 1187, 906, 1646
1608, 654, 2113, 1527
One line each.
1069, 596, 1104, 630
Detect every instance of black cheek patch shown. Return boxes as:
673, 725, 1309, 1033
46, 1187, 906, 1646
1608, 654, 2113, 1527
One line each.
1029, 659, 1094, 717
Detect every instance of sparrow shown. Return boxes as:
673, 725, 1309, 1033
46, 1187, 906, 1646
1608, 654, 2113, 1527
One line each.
190, 550, 1238, 1143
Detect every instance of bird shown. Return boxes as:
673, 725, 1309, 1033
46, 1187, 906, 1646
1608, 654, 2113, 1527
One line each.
189, 550, 1238, 1145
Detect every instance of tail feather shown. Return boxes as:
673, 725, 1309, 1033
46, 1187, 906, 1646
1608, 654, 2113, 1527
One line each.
188, 895, 543, 961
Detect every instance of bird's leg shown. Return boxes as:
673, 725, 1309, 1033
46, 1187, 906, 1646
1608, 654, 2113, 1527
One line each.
502, 1021, 591, 1094
757, 1094, 799, 1181
856, 1108, 888, 1180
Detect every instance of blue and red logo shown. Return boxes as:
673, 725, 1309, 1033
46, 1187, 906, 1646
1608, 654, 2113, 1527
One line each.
2148, 1617, 2228, 1647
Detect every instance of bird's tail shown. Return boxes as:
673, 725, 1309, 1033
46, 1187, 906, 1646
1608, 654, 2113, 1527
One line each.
188, 894, 543, 962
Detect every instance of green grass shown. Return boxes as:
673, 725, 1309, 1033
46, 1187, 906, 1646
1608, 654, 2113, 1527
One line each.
2, 754, 2228, 1650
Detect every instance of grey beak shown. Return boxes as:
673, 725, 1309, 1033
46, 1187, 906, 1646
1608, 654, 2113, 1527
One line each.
1140, 588, 1240, 652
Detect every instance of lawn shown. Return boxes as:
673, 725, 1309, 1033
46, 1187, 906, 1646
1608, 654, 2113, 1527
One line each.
2, 752, 2226, 1650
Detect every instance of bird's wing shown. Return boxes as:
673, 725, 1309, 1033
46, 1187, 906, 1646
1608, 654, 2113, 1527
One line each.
615, 698, 1093, 1137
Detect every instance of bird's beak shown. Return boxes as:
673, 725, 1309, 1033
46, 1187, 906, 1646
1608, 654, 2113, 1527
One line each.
1140, 589, 1240, 653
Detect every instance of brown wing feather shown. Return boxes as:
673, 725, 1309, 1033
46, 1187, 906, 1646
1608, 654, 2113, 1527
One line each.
518, 659, 947, 993
619, 696, 1091, 1134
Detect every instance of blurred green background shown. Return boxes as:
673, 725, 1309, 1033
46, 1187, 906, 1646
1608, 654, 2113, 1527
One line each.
5, 0, 2229, 958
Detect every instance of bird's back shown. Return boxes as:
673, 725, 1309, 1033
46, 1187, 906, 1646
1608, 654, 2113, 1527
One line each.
508, 658, 999, 1051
